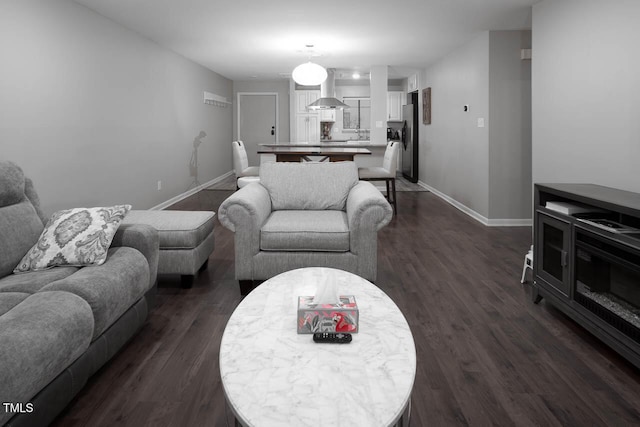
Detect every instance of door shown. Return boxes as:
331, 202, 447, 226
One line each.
238, 93, 278, 166
535, 212, 572, 298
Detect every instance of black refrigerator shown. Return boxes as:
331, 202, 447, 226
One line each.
401, 94, 418, 182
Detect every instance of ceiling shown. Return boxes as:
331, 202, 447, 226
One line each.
73, 0, 537, 81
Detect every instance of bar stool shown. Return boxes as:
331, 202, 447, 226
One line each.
357, 140, 400, 214
232, 140, 260, 189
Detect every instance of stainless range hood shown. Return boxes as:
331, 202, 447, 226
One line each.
307, 69, 349, 110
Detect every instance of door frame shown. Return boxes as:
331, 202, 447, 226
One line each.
237, 92, 279, 142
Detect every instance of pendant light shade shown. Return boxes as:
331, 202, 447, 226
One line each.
292, 61, 328, 86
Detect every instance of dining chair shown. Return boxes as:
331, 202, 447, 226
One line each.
357, 140, 400, 214
232, 140, 260, 189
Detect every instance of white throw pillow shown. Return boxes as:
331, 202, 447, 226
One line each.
13, 205, 131, 272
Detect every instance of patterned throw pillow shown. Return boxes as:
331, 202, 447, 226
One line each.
13, 205, 132, 272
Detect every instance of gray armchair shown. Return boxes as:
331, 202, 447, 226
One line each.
218, 161, 393, 295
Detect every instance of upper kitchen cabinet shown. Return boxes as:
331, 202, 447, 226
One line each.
407, 74, 418, 92
387, 91, 405, 122
295, 90, 320, 114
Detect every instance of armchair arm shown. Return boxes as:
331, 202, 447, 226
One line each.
346, 182, 393, 273
111, 223, 159, 289
346, 181, 393, 232
218, 183, 272, 232
218, 183, 272, 279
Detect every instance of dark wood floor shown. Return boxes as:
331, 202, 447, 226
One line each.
52, 190, 640, 426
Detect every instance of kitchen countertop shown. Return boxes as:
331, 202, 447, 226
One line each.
260, 141, 391, 148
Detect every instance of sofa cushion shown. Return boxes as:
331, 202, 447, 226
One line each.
41, 246, 149, 339
260, 161, 359, 211
261, 211, 350, 252
122, 210, 215, 249
0, 160, 27, 207
0, 292, 30, 317
0, 291, 93, 426
14, 205, 131, 272
0, 200, 45, 278
0, 266, 78, 294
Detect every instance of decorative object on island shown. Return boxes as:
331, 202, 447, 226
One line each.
422, 87, 431, 124
532, 183, 640, 369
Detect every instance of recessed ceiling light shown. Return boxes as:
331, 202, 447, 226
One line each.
352, 72, 360, 79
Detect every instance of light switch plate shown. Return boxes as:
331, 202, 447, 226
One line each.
376, 121, 383, 128
477, 118, 485, 128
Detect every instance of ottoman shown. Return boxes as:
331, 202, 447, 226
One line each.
122, 210, 215, 288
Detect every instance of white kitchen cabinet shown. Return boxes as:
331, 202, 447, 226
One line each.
387, 91, 405, 121
320, 109, 335, 122
294, 90, 321, 142
407, 74, 418, 92
295, 90, 320, 114
295, 114, 320, 143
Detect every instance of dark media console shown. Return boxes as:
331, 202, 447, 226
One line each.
533, 183, 640, 369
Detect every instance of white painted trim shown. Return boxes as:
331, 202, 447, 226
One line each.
486, 218, 533, 227
150, 171, 234, 210
417, 180, 532, 227
237, 92, 279, 142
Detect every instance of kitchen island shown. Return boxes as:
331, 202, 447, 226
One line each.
259, 141, 397, 167
257, 145, 371, 162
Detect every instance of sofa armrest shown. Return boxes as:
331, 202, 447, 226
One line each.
218, 183, 272, 280
347, 181, 393, 231
111, 223, 159, 288
346, 181, 393, 258
218, 184, 272, 233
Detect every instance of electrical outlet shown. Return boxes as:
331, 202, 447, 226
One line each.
157, 180, 162, 191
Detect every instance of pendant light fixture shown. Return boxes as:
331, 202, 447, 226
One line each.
292, 45, 327, 86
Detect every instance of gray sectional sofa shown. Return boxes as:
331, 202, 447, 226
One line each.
0, 161, 159, 427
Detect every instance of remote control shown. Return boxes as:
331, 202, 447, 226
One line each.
313, 332, 352, 344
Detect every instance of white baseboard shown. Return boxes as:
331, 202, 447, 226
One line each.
417, 181, 532, 227
150, 171, 234, 211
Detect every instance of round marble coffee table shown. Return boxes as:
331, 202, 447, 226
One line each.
219, 267, 416, 427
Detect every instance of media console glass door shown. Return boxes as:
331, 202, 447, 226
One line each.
536, 213, 571, 297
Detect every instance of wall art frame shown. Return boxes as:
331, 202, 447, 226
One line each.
422, 87, 431, 125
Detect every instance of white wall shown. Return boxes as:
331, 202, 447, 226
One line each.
420, 32, 491, 218
420, 30, 532, 224
488, 31, 532, 220
0, 0, 233, 215
532, 0, 640, 192
369, 65, 388, 145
